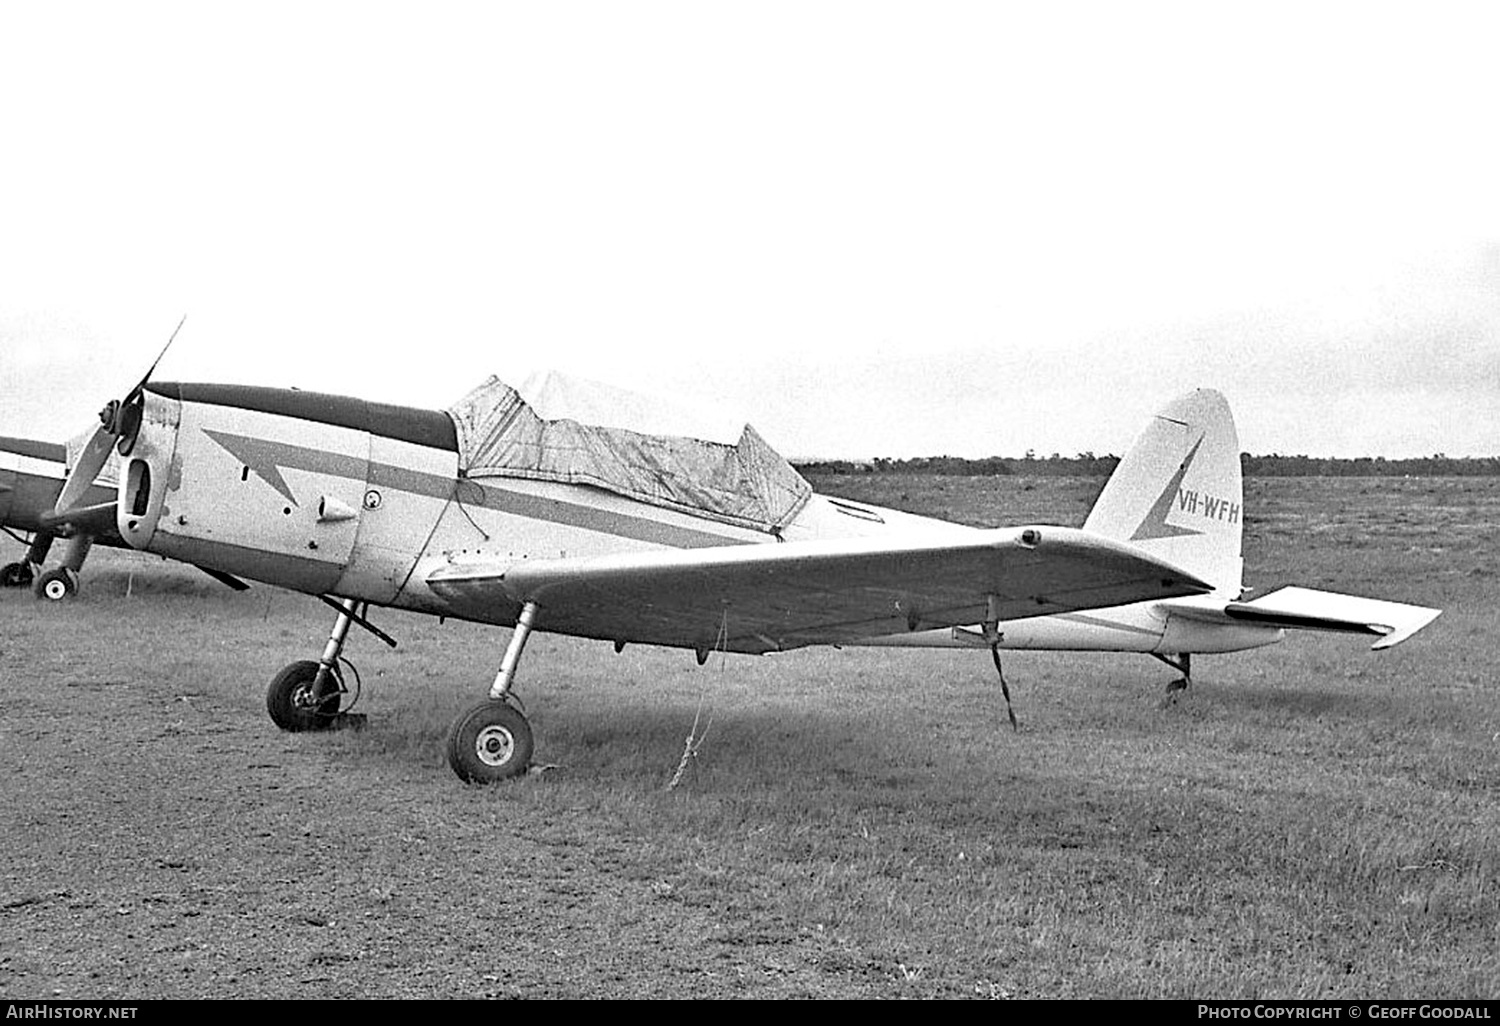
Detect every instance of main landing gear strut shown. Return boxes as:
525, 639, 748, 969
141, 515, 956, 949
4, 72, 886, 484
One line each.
1, 532, 52, 589
265, 597, 541, 784
446, 601, 539, 784
266, 597, 393, 732
34, 535, 92, 602
3, 532, 93, 601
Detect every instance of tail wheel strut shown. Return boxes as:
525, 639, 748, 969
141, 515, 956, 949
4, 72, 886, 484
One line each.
1152, 652, 1193, 692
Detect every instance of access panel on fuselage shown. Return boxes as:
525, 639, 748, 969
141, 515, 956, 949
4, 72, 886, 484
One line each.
330, 431, 458, 604
154, 400, 370, 595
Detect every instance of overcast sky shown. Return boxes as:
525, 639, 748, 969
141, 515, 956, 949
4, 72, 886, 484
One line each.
2, 2, 1497, 459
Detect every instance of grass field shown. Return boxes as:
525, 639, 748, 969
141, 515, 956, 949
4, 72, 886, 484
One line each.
1, 475, 1496, 998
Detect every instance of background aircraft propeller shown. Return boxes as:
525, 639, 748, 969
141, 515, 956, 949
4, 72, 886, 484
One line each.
33, 317, 249, 595
49, 317, 184, 527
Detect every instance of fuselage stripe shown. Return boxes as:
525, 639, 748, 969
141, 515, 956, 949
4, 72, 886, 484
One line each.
461, 479, 746, 549
1049, 611, 1162, 637
202, 428, 747, 550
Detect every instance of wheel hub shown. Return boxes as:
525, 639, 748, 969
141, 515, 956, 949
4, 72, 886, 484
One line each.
474, 725, 515, 767
289, 674, 339, 719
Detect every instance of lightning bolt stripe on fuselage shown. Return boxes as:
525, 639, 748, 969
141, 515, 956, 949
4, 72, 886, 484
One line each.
123, 385, 768, 618
199, 428, 746, 550
145, 382, 751, 549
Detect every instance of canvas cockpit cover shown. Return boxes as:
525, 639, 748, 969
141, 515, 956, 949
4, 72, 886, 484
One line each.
446, 375, 812, 533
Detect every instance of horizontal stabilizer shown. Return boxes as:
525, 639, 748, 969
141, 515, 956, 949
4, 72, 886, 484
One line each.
1168, 586, 1441, 650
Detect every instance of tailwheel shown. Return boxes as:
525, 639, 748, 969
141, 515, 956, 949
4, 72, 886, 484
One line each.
1, 562, 34, 588
1152, 653, 1193, 695
266, 659, 343, 732
447, 700, 534, 783
33, 567, 79, 602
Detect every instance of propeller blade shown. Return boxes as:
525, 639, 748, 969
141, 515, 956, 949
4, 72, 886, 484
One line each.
38, 500, 118, 536
53, 425, 117, 517
122, 314, 187, 407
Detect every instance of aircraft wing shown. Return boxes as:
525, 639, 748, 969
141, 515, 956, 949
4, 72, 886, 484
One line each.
425, 527, 1211, 654
1166, 586, 1441, 649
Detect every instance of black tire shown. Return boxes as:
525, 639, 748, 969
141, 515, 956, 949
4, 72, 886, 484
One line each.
266, 660, 342, 732
33, 567, 78, 602
1, 562, 33, 588
446, 701, 534, 783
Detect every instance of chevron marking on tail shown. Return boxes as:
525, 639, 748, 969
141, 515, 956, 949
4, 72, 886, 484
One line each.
1132, 436, 1205, 541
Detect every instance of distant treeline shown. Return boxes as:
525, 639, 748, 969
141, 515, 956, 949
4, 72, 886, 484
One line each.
795, 454, 1500, 477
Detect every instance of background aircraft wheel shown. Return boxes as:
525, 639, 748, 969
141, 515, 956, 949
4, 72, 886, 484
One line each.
1, 562, 34, 588
266, 660, 342, 732
33, 567, 78, 602
447, 701, 534, 783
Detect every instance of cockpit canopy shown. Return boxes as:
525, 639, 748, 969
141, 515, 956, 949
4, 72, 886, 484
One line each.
446, 373, 811, 533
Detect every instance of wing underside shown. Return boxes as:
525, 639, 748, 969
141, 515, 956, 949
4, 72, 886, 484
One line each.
425, 526, 1211, 654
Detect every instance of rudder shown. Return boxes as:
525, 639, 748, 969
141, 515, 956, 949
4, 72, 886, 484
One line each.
1083, 389, 1244, 598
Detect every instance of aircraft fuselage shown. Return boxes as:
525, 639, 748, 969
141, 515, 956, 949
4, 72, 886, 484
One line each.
117, 382, 1282, 655
123, 383, 788, 625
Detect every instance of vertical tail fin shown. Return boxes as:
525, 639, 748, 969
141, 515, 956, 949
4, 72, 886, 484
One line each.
1084, 389, 1244, 598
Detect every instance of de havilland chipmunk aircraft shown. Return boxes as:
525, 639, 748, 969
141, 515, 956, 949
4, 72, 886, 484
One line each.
50, 364, 1440, 783
1, 432, 125, 599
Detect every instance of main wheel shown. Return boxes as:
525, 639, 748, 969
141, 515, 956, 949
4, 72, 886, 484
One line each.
446, 701, 534, 783
33, 567, 78, 602
1, 562, 34, 588
266, 660, 342, 732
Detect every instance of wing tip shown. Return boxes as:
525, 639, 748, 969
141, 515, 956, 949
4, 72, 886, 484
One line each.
1368, 607, 1443, 650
